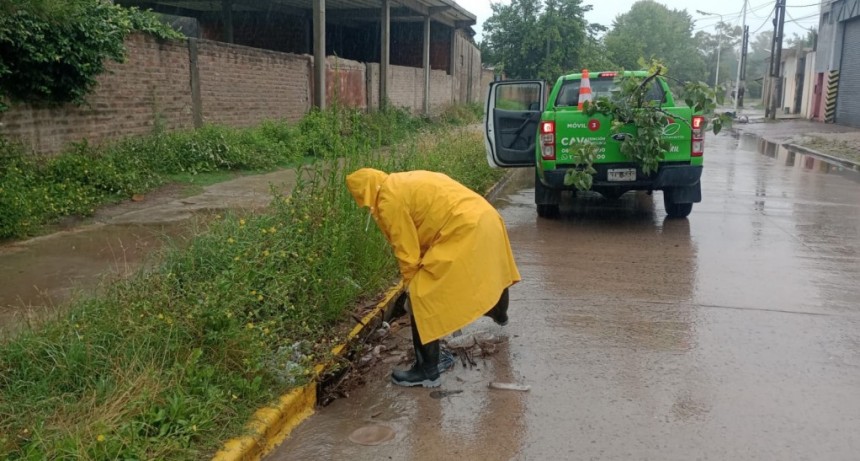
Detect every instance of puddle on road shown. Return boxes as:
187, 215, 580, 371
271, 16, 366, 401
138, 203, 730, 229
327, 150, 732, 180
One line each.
0, 168, 297, 337
744, 134, 860, 183
0, 220, 196, 336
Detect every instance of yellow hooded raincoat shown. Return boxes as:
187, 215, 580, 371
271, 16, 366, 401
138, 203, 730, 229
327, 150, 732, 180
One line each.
346, 168, 521, 344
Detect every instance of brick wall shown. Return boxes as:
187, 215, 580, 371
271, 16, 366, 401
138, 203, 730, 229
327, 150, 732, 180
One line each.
389, 66, 423, 111
430, 70, 453, 111
468, 43, 483, 104
196, 40, 311, 126
0, 34, 194, 153
326, 57, 366, 110
1, 32, 482, 154
367, 64, 454, 114
480, 69, 497, 101
450, 29, 483, 105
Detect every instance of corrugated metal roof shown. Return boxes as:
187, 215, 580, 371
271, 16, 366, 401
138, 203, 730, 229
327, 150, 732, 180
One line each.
119, 0, 475, 27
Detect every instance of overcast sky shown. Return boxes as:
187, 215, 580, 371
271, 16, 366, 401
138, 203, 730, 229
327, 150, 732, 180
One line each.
460, 0, 823, 42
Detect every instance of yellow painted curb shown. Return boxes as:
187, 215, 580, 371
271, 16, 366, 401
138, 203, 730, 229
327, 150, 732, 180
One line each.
212, 281, 404, 461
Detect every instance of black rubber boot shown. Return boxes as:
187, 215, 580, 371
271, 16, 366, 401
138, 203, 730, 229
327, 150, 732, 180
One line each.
484, 288, 509, 326
391, 317, 441, 388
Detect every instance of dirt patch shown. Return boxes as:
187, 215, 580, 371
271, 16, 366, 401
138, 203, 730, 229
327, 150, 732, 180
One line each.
791, 134, 860, 164
93, 183, 194, 222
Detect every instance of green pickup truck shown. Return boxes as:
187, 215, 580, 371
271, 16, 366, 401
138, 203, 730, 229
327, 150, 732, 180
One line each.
484, 71, 704, 218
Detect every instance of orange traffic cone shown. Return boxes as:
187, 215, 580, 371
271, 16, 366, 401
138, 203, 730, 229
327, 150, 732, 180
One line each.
578, 69, 592, 110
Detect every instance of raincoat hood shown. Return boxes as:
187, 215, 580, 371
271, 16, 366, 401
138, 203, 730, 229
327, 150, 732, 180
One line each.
346, 168, 389, 210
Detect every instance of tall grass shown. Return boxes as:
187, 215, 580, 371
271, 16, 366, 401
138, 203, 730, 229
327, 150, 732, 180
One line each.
0, 104, 450, 239
0, 104, 496, 459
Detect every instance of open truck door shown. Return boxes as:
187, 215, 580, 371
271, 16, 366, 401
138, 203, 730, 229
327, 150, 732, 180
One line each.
484, 80, 546, 167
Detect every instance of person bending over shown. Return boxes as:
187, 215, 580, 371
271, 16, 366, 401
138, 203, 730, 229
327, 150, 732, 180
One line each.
346, 168, 520, 388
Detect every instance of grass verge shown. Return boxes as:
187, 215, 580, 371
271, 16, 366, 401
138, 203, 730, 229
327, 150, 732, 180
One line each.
0, 104, 456, 240
0, 105, 500, 459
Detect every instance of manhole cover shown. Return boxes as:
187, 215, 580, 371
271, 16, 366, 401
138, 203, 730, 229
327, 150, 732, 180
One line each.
348, 424, 396, 446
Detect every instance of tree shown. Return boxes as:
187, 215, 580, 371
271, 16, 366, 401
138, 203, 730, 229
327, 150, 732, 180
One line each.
482, 0, 609, 80
786, 29, 816, 49
603, 0, 707, 84
694, 21, 743, 91
744, 31, 774, 99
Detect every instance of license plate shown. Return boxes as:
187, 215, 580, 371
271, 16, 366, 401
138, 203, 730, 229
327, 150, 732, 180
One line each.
607, 168, 636, 182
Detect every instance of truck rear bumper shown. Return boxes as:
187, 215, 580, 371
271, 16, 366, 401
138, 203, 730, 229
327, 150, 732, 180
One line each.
541, 163, 702, 190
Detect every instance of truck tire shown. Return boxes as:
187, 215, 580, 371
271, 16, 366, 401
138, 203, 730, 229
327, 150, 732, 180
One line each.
537, 204, 560, 218
663, 189, 693, 218
535, 172, 560, 219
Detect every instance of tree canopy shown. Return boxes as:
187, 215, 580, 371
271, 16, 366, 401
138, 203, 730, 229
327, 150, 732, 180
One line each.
603, 0, 707, 84
744, 30, 773, 99
481, 0, 610, 80
0, 0, 181, 111
694, 21, 743, 90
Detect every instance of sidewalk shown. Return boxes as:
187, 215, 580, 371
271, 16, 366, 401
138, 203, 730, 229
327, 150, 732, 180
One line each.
731, 116, 860, 167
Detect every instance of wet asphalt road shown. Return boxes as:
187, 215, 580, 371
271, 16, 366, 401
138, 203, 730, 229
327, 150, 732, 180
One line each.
268, 132, 860, 460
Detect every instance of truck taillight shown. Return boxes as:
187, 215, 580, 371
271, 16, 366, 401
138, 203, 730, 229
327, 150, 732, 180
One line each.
691, 115, 704, 157
540, 121, 556, 160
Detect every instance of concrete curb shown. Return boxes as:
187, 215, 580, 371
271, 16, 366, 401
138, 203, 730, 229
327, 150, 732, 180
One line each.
483, 170, 518, 203
212, 281, 404, 461
783, 143, 860, 171
731, 125, 860, 171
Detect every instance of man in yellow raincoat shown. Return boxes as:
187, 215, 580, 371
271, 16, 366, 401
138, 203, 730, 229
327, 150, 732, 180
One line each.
346, 168, 521, 388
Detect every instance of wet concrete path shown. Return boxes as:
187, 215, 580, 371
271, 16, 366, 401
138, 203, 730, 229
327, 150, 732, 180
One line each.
0, 169, 296, 335
268, 133, 860, 460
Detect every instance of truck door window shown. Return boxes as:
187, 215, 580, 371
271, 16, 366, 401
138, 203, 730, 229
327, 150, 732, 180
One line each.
496, 85, 541, 111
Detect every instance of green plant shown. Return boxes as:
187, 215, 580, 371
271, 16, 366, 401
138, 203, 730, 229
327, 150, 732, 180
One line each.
564, 68, 730, 190
0, 101, 473, 239
0, 119, 497, 459
0, 0, 181, 111
436, 103, 483, 125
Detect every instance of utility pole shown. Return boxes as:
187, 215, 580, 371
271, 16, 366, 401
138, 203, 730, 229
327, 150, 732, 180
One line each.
768, 0, 786, 120
733, 0, 747, 113
739, 25, 749, 108
697, 10, 723, 93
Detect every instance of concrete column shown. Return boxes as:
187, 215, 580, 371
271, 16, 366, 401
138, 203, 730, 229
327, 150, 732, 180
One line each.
449, 27, 456, 75
313, 0, 326, 109
188, 38, 203, 128
380, 0, 390, 109
304, 10, 312, 54
467, 45, 473, 103
450, 27, 457, 102
423, 16, 431, 115
221, 0, 233, 43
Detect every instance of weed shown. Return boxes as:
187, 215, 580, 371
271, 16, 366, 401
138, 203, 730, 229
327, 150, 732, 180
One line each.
0, 112, 501, 459
0, 105, 438, 240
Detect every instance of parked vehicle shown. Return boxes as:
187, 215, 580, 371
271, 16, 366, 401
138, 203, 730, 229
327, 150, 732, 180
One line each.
484, 71, 705, 218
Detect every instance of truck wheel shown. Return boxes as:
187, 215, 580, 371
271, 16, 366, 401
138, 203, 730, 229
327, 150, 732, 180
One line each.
663, 190, 693, 218
535, 172, 561, 219
537, 204, 560, 218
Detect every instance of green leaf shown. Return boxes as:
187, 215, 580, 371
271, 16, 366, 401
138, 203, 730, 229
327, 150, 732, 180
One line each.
712, 119, 722, 135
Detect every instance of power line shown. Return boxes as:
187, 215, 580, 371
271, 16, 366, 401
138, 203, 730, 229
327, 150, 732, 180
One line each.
692, 1, 773, 32
785, 11, 821, 25
785, 1, 828, 8
695, 1, 773, 21
751, 5, 776, 35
